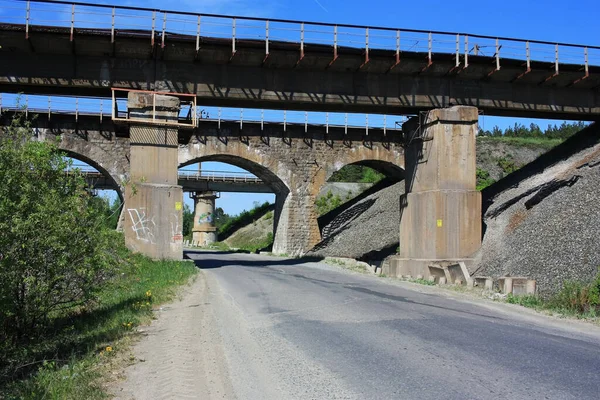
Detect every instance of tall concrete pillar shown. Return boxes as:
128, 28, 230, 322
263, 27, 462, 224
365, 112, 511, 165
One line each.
191, 191, 218, 246
123, 92, 183, 260
389, 106, 481, 277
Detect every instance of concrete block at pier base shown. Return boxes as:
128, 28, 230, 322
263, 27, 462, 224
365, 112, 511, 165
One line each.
384, 257, 474, 286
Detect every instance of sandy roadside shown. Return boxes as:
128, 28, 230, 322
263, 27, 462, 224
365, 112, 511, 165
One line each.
111, 272, 236, 400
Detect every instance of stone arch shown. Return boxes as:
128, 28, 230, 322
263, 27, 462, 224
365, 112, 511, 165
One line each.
61, 150, 125, 202
34, 128, 130, 201
179, 153, 301, 255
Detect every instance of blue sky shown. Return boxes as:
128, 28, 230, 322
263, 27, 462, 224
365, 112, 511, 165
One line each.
3, 0, 599, 215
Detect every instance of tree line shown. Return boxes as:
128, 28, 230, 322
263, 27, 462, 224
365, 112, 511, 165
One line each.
479, 121, 588, 139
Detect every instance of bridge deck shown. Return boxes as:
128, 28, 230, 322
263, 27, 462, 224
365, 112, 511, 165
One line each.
1, 0, 599, 119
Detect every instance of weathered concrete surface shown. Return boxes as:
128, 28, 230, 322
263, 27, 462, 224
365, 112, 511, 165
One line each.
388, 106, 481, 278
1, 24, 600, 119
123, 93, 183, 260
191, 192, 218, 246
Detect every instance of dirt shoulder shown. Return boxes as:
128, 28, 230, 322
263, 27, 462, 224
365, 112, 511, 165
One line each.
111, 272, 235, 400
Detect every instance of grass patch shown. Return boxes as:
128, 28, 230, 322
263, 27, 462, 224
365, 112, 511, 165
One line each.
1, 244, 198, 399
407, 278, 436, 286
477, 136, 563, 150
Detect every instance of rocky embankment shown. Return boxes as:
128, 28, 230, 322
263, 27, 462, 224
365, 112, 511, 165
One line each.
472, 123, 600, 296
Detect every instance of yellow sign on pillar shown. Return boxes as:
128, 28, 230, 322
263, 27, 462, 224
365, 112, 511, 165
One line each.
175, 202, 182, 211
437, 219, 443, 228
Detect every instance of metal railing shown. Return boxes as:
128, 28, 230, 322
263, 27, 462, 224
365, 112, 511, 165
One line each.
0, 0, 598, 73
178, 169, 261, 183
0, 93, 406, 133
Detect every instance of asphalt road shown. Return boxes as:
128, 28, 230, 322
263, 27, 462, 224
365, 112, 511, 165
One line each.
187, 250, 600, 400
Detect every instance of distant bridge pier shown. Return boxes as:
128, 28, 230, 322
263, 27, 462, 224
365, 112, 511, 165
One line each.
191, 191, 218, 246
123, 92, 184, 260
387, 106, 482, 279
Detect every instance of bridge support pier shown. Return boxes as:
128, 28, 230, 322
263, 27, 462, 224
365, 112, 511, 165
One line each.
123, 92, 183, 260
273, 191, 322, 257
387, 106, 481, 279
191, 191, 218, 246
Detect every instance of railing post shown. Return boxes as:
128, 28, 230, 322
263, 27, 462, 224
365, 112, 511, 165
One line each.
326, 112, 329, 134
464, 35, 469, 68
152, 93, 156, 122
396, 30, 400, 65
526, 41, 530, 71
161, 12, 167, 49
25, 95, 28, 119
151, 11, 156, 47
111, 7, 115, 43
365, 114, 369, 136
555, 44, 559, 75
333, 25, 338, 60
305, 111, 308, 133
70, 4, 75, 42
111, 89, 115, 120
218, 107, 221, 130
75, 98, 79, 122
100, 99, 103, 123
364, 27, 369, 65
265, 20, 269, 57
455, 34, 460, 68
25, 1, 30, 39
344, 113, 348, 135
495, 38, 500, 71
196, 15, 201, 52
232, 18, 237, 56
300, 22, 305, 60
48, 96, 51, 120
283, 110, 287, 132
584, 47, 589, 77
261, 109, 264, 131
383, 114, 387, 136
427, 32, 432, 65
240, 108, 243, 130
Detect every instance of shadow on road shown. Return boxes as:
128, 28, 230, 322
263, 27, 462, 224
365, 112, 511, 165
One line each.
184, 250, 324, 270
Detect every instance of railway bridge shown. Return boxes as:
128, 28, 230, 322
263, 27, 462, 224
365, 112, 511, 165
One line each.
1, 0, 599, 278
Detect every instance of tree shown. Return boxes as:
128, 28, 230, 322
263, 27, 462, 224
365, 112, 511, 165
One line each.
182, 203, 194, 238
0, 112, 114, 344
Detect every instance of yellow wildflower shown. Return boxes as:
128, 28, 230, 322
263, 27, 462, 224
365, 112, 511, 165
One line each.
146, 290, 152, 298
106, 346, 113, 352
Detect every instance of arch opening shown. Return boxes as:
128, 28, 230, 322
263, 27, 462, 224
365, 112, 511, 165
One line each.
179, 155, 287, 253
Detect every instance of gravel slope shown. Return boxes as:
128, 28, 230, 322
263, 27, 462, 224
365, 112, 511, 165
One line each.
308, 181, 404, 260
473, 123, 600, 296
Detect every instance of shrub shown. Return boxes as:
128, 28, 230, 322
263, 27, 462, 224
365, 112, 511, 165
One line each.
315, 190, 343, 216
0, 113, 115, 349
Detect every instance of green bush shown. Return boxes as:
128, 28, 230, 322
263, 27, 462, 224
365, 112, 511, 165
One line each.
315, 190, 343, 216
476, 168, 496, 191
0, 114, 117, 349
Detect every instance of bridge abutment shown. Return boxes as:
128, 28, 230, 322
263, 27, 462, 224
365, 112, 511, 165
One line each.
123, 92, 183, 260
191, 191, 218, 246
387, 106, 481, 280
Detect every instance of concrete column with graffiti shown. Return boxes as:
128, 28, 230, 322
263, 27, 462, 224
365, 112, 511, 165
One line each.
123, 91, 184, 260
192, 191, 218, 246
